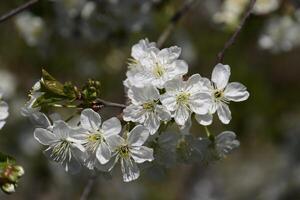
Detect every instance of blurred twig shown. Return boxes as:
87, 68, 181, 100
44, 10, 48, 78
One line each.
216, 0, 257, 63
157, 0, 197, 48
95, 98, 126, 108
0, 0, 39, 23
80, 176, 97, 200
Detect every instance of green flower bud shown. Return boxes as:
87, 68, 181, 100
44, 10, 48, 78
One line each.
14, 166, 25, 177
1, 183, 15, 194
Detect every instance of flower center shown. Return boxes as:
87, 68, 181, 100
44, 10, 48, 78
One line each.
142, 101, 155, 111
118, 145, 130, 158
50, 140, 71, 163
176, 92, 190, 105
84, 132, 103, 153
153, 63, 165, 78
214, 90, 223, 99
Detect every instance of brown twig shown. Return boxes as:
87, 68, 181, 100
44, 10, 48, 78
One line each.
157, 0, 197, 48
216, 0, 257, 63
95, 98, 126, 109
0, 0, 39, 23
79, 176, 97, 200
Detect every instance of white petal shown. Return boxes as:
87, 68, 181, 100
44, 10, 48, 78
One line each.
131, 38, 157, 60
189, 93, 211, 115
101, 117, 122, 137
0, 121, 6, 130
69, 140, 86, 152
168, 60, 188, 77
29, 112, 51, 129
212, 63, 231, 90
70, 128, 89, 141
224, 82, 250, 102
163, 78, 184, 92
0, 101, 9, 120
121, 158, 140, 182
157, 46, 181, 62
155, 105, 171, 121
84, 154, 98, 170
174, 105, 190, 126
96, 142, 112, 164
128, 125, 149, 146
195, 113, 213, 126
184, 74, 201, 94
53, 120, 70, 138
180, 116, 192, 135
106, 135, 125, 151
144, 112, 160, 135
160, 93, 177, 112
80, 109, 101, 131
128, 86, 159, 104
130, 70, 153, 88
217, 103, 232, 124
63, 155, 81, 174
96, 155, 118, 172
34, 128, 57, 145
200, 77, 213, 93
123, 104, 145, 123
131, 146, 154, 163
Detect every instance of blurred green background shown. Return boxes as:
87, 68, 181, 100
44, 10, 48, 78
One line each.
1, 0, 300, 199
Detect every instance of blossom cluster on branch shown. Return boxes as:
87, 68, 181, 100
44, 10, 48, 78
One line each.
23, 39, 249, 182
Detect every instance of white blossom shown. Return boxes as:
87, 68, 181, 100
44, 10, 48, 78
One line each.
0, 90, 9, 130
34, 120, 85, 174
123, 86, 171, 135
160, 74, 210, 126
125, 38, 157, 88
105, 125, 154, 182
15, 12, 45, 46
195, 63, 249, 125
21, 80, 43, 115
126, 39, 188, 88
253, 0, 279, 15
259, 15, 300, 53
74, 109, 122, 170
214, 0, 279, 28
0, 69, 17, 98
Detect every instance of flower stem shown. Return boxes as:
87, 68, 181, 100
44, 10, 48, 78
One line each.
204, 126, 211, 137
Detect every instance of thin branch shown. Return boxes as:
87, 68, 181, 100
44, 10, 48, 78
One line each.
216, 0, 257, 63
0, 0, 39, 23
95, 98, 126, 108
80, 176, 97, 200
157, 0, 197, 48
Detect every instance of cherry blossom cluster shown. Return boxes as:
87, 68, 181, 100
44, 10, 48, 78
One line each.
25, 39, 249, 182
124, 39, 249, 128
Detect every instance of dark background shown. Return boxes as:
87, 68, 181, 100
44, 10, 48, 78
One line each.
0, 0, 300, 199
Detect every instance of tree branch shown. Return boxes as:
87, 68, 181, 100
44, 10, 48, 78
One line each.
216, 0, 257, 63
95, 98, 126, 109
157, 0, 197, 48
0, 0, 39, 23
79, 176, 97, 200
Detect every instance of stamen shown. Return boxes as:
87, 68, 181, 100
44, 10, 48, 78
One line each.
153, 63, 165, 78
83, 132, 103, 153
142, 101, 155, 111
118, 145, 130, 158
50, 140, 71, 164
176, 92, 190, 105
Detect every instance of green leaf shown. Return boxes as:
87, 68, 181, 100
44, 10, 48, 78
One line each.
0, 152, 15, 165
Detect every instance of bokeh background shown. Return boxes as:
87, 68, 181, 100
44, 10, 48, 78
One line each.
1, 0, 300, 199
